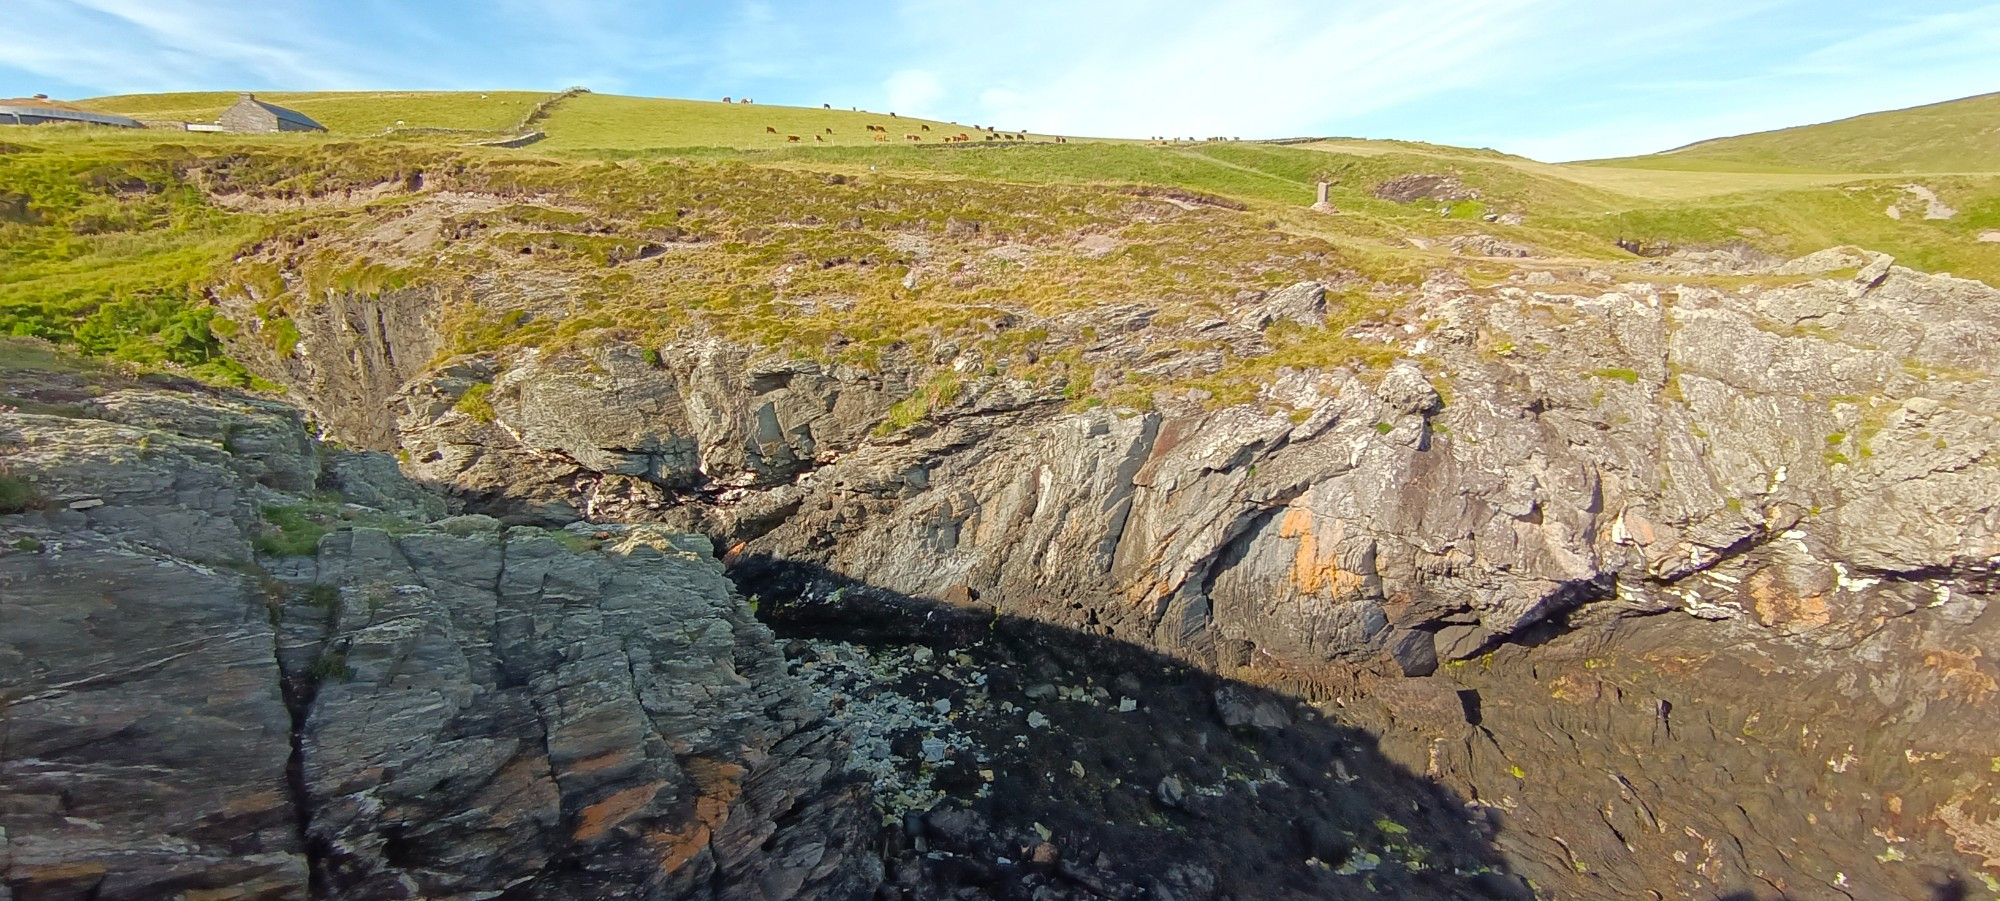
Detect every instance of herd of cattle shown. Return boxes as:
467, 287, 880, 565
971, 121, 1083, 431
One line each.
725, 95, 1067, 145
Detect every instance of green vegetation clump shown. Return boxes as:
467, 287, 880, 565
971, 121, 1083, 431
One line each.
875, 370, 965, 435
309, 650, 352, 681
548, 530, 602, 553
454, 382, 497, 422
254, 503, 332, 557
1591, 367, 1641, 384
12, 536, 43, 552
0, 471, 41, 514
0, 143, 258, 382
303, 583, 341, 611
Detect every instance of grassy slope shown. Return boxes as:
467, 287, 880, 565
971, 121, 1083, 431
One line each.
79, 91, 546, 133
534, 92, 1070, 152
8, 88, 2000, 392
1586, 91, 2000, 174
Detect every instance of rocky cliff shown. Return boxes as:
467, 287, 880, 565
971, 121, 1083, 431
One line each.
0, 370, 880, 899
234, 249, 2000, 898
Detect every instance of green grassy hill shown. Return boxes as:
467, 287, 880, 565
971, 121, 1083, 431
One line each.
80, 89, 1074, 148
7, 87, 1999, 390
534, 92, 1064, 151
1587, 91, 2000, 174
78, 91, 546, 133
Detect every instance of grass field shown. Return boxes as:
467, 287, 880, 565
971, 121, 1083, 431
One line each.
78, 91, 547, 133
1299, 139, 1863, 201
1586, 91, 2000, 174
533, 92, 1070, 151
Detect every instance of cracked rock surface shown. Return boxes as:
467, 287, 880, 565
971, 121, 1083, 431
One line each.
1, 378, 878, 899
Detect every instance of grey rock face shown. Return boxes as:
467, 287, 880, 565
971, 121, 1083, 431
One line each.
248, 253, 2000, 894
1, 385, 876, 899
394, 341, 898, 528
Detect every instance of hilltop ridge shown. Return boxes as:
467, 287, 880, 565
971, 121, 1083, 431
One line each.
1590, 90, 2000, 173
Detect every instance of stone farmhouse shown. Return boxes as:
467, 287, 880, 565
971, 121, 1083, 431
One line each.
218, 93, 326, 133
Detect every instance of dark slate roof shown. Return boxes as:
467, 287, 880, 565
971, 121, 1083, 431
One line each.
236, 94, 325, 130
0, 98, 143, 128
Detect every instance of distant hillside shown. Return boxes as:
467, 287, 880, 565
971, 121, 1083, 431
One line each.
1592, 91, 2000, 173
78, 91, 546, 133
78, 90, 1067, 149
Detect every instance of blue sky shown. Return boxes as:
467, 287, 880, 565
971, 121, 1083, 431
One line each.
3, 0, 1997, 160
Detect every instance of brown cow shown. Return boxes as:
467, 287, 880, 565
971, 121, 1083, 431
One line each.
921, 124, 930, 131
787, 134, 801, 142
825, 127, 834, 134
907, 134, 920, 141
722, 96, 732, 103
874, 134, 888, 142
766, 126, 777, 133
815, 134, 824, 142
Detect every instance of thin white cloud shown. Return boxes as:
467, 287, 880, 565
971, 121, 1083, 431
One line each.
879, 0, 1777, 143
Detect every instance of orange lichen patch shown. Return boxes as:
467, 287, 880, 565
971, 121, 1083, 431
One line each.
568, 748, 637, 777
1748, 570, 1831, 629
468, 755, 560, 829
1279, 506, 1365, 596
222, 788, 290, 816
651, 758, 747, 874
1637, 651, 1713, 677
14, 862, 109, 884
1934, 793, 2000, 869
572, 780, 665, 842
1548, 671, 1607, 704
1923, 647, 1999, 703
721, 541, 748, 568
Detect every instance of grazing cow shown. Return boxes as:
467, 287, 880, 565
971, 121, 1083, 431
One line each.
874, 133, 888, 141
823, 103, 831, 109
742, 98, 753, 104
907, 134, 920, 141
787, 134, 801, 142
921, 124, 930, 131
766, 126, 777, 133
815, 134, 824, 142
826, 127, 834, 133
890, 112, 897, 117
723, 96, 732, 103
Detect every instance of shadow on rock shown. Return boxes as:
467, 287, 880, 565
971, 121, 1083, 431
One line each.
732, 554, 1536, 901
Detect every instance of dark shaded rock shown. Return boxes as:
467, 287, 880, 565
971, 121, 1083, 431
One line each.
1386, 628, 1440, 677
1213, 686, 1291, 731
